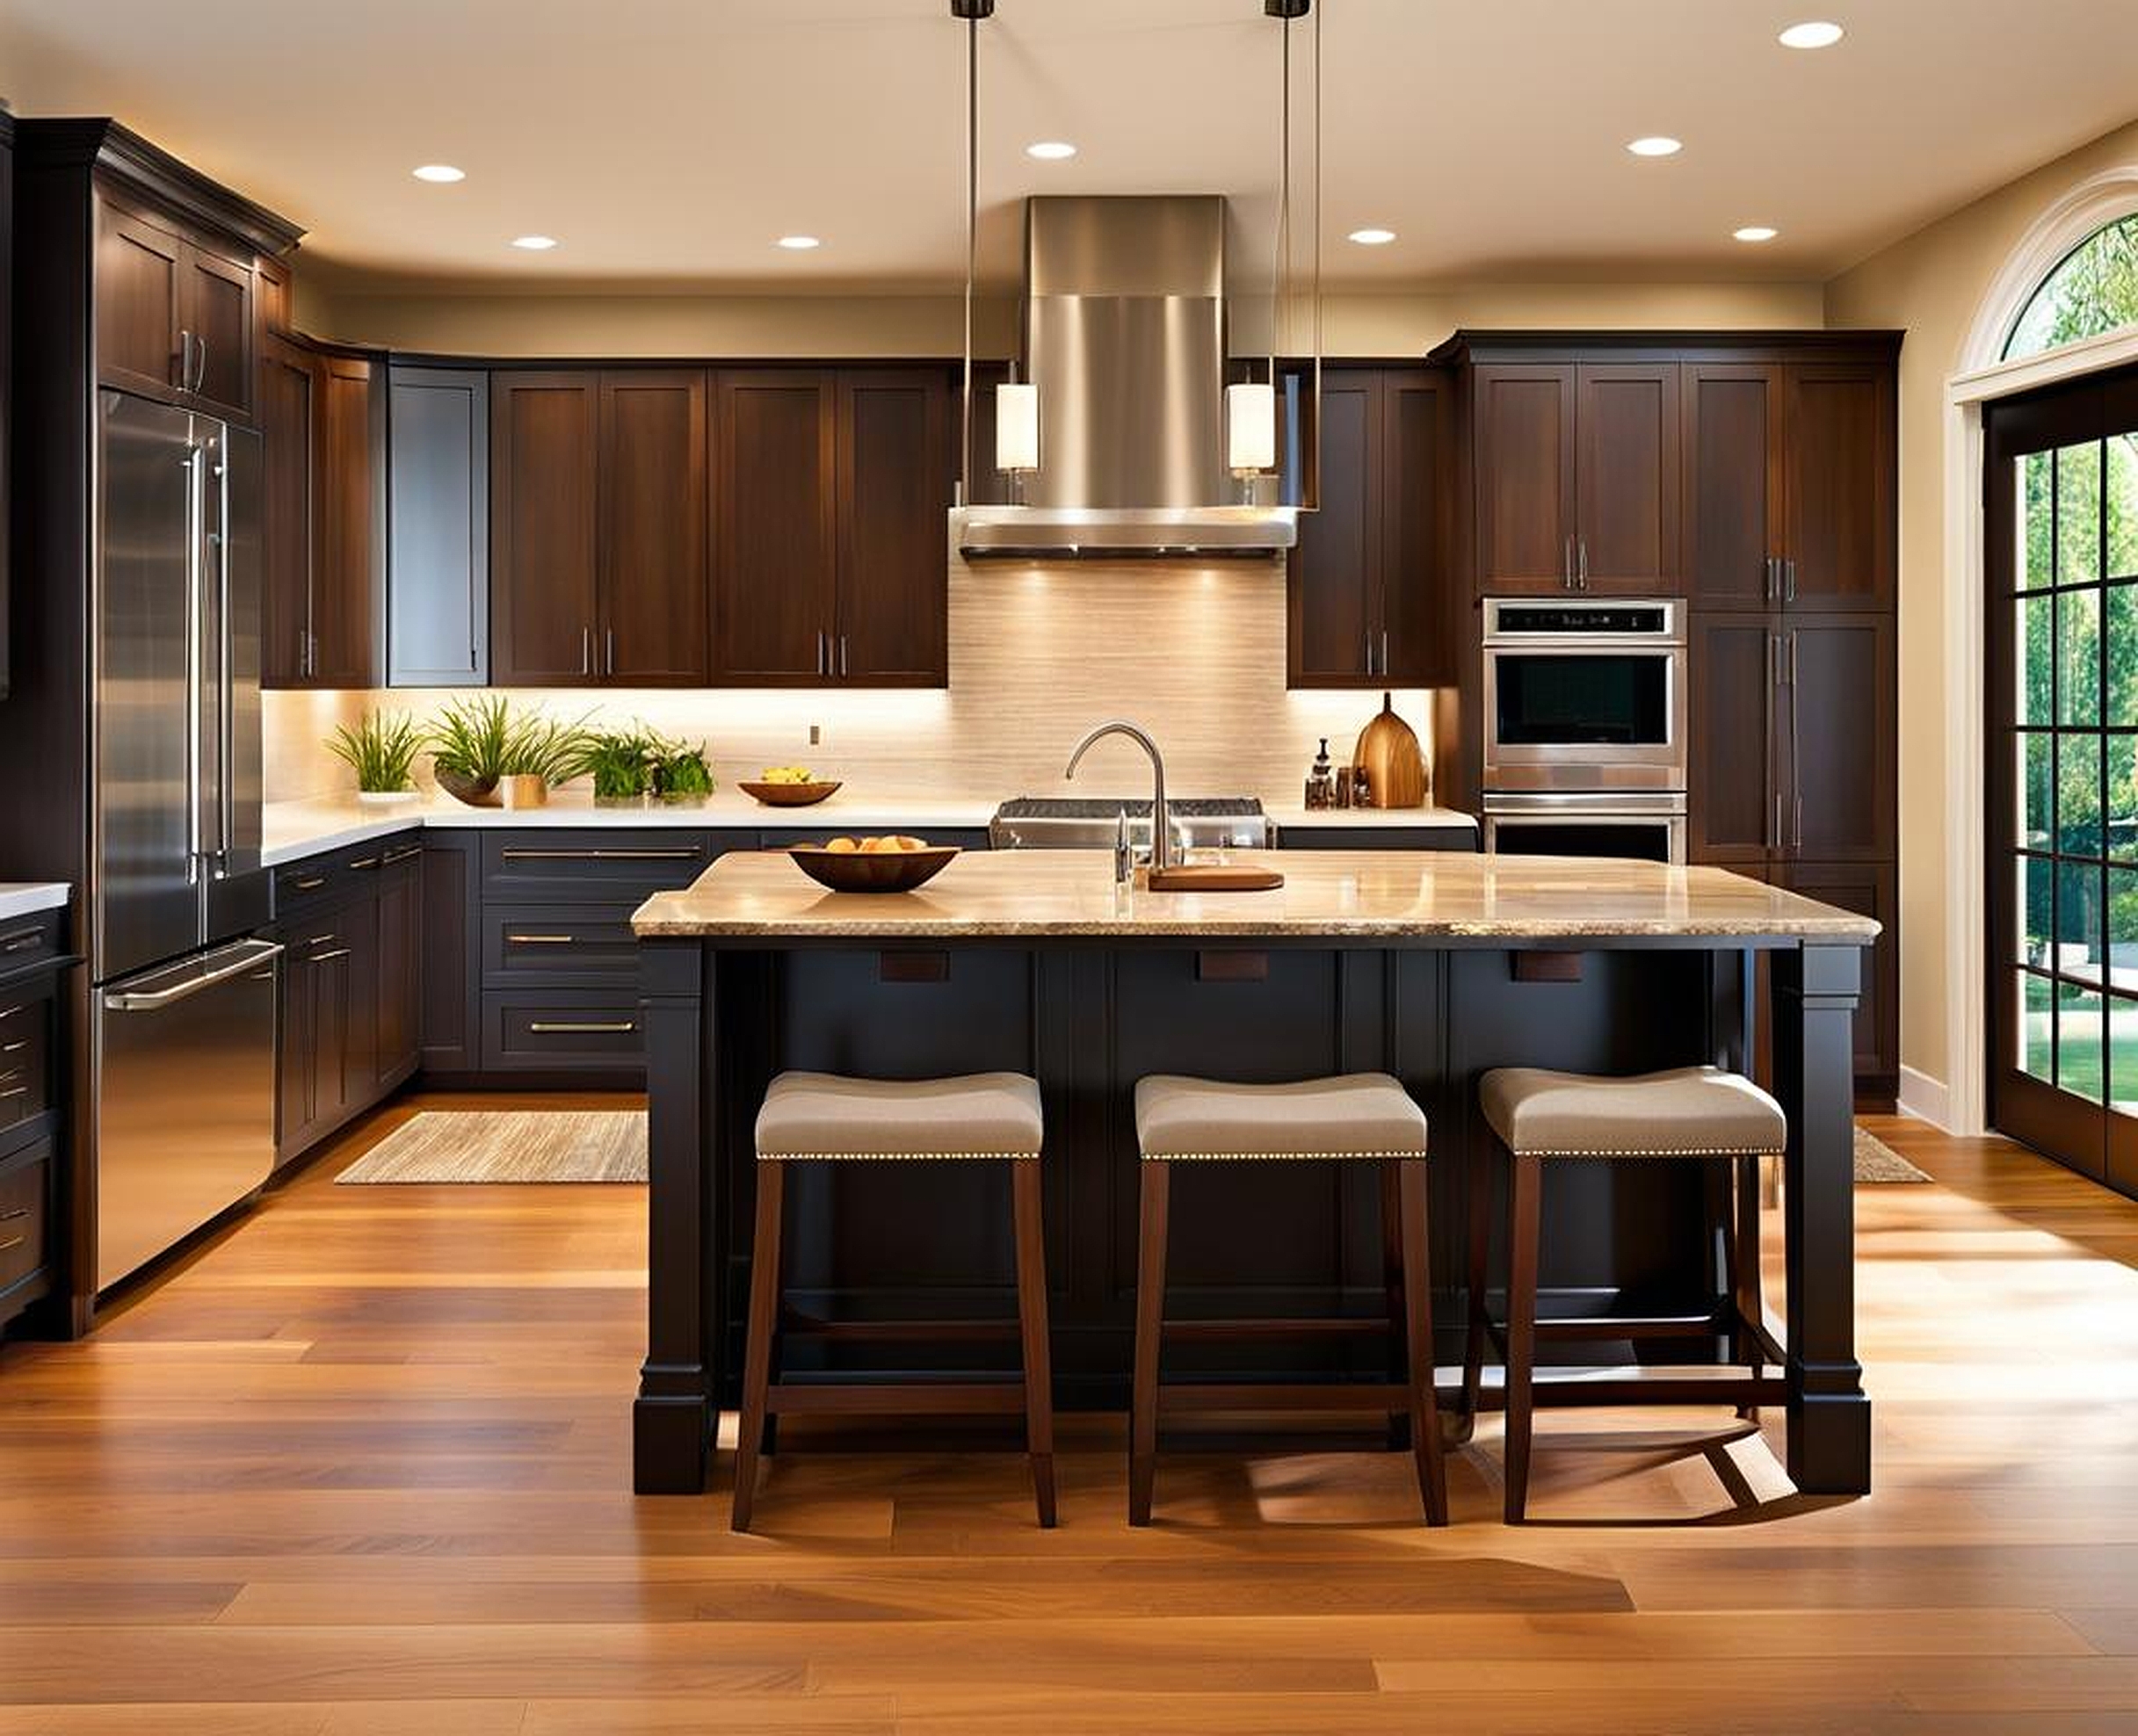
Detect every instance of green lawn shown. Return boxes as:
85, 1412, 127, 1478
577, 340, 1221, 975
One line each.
2024, 1009, 2138, 1103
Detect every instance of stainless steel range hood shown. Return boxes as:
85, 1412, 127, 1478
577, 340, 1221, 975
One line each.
956, 196, 1297, 559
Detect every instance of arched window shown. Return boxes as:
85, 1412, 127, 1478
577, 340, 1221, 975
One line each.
2004, 210, 2138, 359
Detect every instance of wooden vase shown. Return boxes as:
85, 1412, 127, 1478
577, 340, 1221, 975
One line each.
1352, 691, 1427, 808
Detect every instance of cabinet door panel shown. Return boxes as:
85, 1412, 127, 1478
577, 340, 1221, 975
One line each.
274, 949, 316, 1166
836, 370, 950, 685
418, 835, 480, 1076
181, 242, 253, 421
311, 354, 380, 687
1778, 859, 1898, 1099
374, 857, 421, 1086
96, 206, 182, 399
1381, 370, 1455, 687
258, 336, 315, 689
491, 374, 600, 684
1783, 613, 1895, 861
388, 367, 489, 686
1287, 372, 1378, 684
599, 370, 708, 684
1687, 614, 1779, 865
1575, 362, 1679, 593
714, 371, 837, 684
1474, 365, 1575, 594
1684, 363, 1783, 609
1786, 363, 1894, 611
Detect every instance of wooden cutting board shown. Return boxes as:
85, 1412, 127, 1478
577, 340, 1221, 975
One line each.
1143, 864, 1285, 893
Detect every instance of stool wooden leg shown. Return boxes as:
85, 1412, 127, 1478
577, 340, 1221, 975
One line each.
1396, 1160, 1450, 1526
1129, 1159, 1171, 1527
1011, 1160, 1057, 1529
731, 1162, 786, 1534
1733, 1153, 1766, 1421
1380, 1160, 1411, 1451
1503, 1151, 1541, 1525
1462, 1137, 1492, 1421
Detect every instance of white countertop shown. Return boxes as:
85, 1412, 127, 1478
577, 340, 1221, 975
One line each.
261, 790, 1002, 867
0, 883, 70, 923
1265, 804, 1476, 830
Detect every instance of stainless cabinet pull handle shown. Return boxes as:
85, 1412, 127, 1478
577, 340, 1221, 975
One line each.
0, 1206, 28, 1223
528, 1019, 636, 1035
506, 933, 576, 945
839, 634, 849, 677
0, 1088, 27, 1101
288, 875, 326, 892
1786, 628, 1802, 852
1380, 630, 1390, 676
500, 847, 700, 862
0, 1007, 23, 1021
1576, 539, 1589, 591
176, 329, 192, 389
1785, 558, 1797, 604
2, 1042, 25, 1054
605, 629, 615, 676
345, 857, 380, 872
581, 626, 592, 676
308, 948, 352, 963
0, 928, 41, 952
193, 335, 209, 393
1562, 535, 1574, 590
815, 630, 827, 676
0, 1235, 26, 1255
382, 846, 422, 865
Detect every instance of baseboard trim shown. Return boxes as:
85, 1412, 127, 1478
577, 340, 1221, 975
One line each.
1896, 1066, 1953, 1131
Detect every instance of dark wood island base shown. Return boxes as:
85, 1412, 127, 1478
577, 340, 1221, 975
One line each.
629, 850, 1875, 1505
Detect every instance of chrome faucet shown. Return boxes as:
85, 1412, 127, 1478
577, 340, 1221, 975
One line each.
1065, 720, 1175, 875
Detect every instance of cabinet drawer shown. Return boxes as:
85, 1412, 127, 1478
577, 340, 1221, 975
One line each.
0, 909, 66, 975
0, 994, 50, 1137
482, 903, 641, 985
274, 835, 421, 918
482, 991, 645, 1073
481, 831, 716, 900
0, 1143, 50, 1295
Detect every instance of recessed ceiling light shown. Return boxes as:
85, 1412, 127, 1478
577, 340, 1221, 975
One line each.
1026, 141, 1077, 161
510, 235, 558, 250
1779, 19, 1844, 48
777, 235, 823, 250
411, 163, 465, 184
1627, 136, 1683, 157
1733, 226, 1779, 242
1347, 228, 1397, 246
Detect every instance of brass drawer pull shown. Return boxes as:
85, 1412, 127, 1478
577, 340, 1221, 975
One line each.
0, 927, 43, 953
0, 1234, 27, 1255
500, 848, 700, 863
382, 845, 422, 865
286, 874, 327, 892
507, 933, 577, 945
308, 948, 352, 964
346, 856, 380, 872
527, 1019, 637, 1035
0, 1207, 28, 1223
0, 1088, 26, 1100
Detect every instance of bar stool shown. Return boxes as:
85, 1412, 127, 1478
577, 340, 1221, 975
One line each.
1466, 1064, 1786, 1523
1130, 1073, 1447, 1528
731, 1071, 1055, 1532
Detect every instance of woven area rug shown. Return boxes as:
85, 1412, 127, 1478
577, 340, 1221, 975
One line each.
337, 1110, 648, 1184
1854, 1125, 1932, 1183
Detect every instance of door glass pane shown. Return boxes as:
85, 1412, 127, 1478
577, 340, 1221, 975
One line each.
2058, 858, 2105, 980
2020, 594, 2055, 725
2112, 864, 2138, 992
2020, 971, 2054, 1080
2109, 734, 2138, 861
2059, 440, 2104, 585
2057, 980, 2106, 1103
2023, 853, 2055, 966
2022, 732, 2055, 849
2021, 450, 2056, 590
2111, 583, 2138, 724
2059, 588, 2101, 725
2059, 731, 2103, 854
2110, 433, 2138, 582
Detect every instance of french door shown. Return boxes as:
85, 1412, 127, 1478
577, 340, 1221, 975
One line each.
1987, 365, 2138, 1194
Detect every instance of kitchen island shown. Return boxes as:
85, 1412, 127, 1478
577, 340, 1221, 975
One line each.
629, 849, 1878, 1501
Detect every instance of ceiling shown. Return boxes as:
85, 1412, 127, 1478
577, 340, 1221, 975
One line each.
4, 0, 2135, 293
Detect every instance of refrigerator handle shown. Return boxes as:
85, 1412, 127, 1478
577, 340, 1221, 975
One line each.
183, 442, 207, 884
213, 447, 236, 865
102, 940, 283, 1012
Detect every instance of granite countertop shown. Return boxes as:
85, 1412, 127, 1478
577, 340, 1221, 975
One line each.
261, 791, 1002, 868
632, 847, 1881, 942
1265, 804, 1477, 830
0, 884, 70, 923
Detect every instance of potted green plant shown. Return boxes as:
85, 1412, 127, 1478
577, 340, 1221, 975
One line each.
497, 712, 595, 809
428, 693, 516, 807
650, 731, 716, 806
584, 727, 658, 806
326, 709, 425, 805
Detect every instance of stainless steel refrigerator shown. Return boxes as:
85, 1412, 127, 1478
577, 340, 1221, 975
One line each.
91, 390, 279, 1291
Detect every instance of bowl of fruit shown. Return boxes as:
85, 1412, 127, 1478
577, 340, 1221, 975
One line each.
787, 835, 959, 893
738, 766, 842, 807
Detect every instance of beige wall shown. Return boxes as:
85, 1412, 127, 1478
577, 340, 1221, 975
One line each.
1827, 115, 2138, 1104
301, 278, 1823, 358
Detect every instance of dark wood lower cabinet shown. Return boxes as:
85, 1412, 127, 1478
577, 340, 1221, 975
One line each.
1779, 860, 1899, 1106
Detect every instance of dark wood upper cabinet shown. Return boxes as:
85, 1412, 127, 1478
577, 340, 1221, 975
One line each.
94, 195, 256, 422
1684, 362, 1785, 610
835, 369, 951, 686
311, 353, 382, 688
1286, 366, 1455, 689
1574, 362, 1678, 592
714, 370, 836, 684
491, 373, 602, 685
1785, 363, 1895, 612
181, 241, 255, 423
1473, 363, 1576, 593
258, 335, 315, 689
598, 370, 708, 684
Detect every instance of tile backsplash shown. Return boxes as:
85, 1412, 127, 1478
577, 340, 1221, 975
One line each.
265, 558, 1436, 807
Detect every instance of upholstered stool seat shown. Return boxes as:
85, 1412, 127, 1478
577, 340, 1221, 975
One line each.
733, 1071, 1055, 1533
1468, 1064, 1786, 1523
1129, 1071, 1447, 1528
757, 1071, 1044, 1160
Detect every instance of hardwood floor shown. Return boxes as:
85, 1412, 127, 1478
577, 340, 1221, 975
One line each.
4, 1100, 2137, 1733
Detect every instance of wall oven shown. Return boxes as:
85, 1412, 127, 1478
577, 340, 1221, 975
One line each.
1482, 598, 1686, 792
1482, 792, 1686, 865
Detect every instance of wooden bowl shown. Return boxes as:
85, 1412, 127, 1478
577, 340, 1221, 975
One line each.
434, 768, 500, 808
786, 843, 959, 893
739, 779, 843, 807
